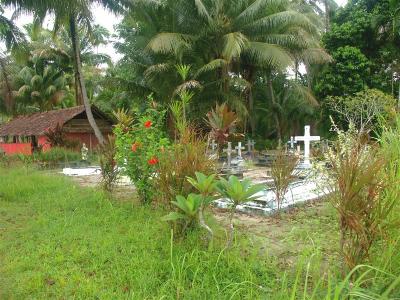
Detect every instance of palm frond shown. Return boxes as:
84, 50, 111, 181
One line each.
146, 32, 192, 54
222, 32, 249, 60
246, 42, 293, 70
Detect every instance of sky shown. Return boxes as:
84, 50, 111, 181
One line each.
3, 0, 348, 62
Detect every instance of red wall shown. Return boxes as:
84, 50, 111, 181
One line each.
65, 132, 103, 150
38, 136, 51, 152
1, 132, 110, 155
0, 143, 32, 155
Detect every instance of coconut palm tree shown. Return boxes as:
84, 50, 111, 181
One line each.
0, 4, 27, 114
2, 0, 129, 145
14, 54, 71, 112
122, 0, 327, 136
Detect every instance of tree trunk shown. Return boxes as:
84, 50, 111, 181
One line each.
199, 206, 213, 242
244, 67, 256, 136
69, 16, 105, 146
0, 56, 14, 114
74, 71, 83, 105
266, 74, 282, 145
324, 0, 330, 31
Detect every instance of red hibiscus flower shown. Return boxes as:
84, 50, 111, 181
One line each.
131, 142, 139, 152
148, 157, 158, 165
144, 120, 152, 128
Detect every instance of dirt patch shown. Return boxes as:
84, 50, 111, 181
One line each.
69, 174, 136, 201
212, 199, 339, 263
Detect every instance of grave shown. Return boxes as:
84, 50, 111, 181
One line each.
295, 125, 320, 168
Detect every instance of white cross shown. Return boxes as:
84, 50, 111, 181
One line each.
223, 142, 235, 167
288, 136, 296, 149
295, 125, 320, 166
235, 142, 245, 159
210, 140, 217, 151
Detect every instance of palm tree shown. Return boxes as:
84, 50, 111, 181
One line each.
125, 0, 327, 137
2, 0, 129, 145
26, 24, 112, 105
14, 54, 71, 112
0, 4, 27, 114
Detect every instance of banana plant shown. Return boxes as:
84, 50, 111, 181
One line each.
216, 176, 264, 247
187, 172, 218, 240
162, 194, 202, 232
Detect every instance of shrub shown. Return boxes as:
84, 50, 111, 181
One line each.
99, 135, 118, 192
34, 147, 81, 167
114, 96, 169, 204
156, 127, 215, 206
270, 151, 299, 211
206, 103, 238, 146
325, 122, 396, 273
326, 89, 396, 134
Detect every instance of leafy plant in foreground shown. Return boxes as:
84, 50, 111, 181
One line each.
326, 123, 394, 273
187, 172, 217, 240
162, 194, 202, 234
216, 176, 264, 247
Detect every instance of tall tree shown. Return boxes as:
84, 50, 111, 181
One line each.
2, 0, 129, 145
115, 0, 327, 137
0, 4, 27, 114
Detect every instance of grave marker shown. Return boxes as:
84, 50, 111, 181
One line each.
223, 142, 235, 167
295, 125, 320, 166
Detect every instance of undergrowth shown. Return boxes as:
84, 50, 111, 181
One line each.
0, 167, 399, 299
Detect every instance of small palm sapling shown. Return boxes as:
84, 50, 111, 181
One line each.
187, 172, 217, 240
216, 176, 264, 247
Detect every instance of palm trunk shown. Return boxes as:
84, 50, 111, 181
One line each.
199, 206, 213, 242
227, 206, 236, 248
74, 71, 83, 105
267, 74, 282, 144
0, 56, 14, 114
324, 0, 330, 31
244, 68, 256, 135
69, 16, 105, 146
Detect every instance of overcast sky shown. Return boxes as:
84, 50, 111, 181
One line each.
3, 0, 348, 62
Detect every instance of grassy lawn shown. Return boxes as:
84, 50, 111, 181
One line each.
0, 167, 398, 299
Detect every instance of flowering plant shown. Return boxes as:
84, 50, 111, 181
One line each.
114, 95, 169, 203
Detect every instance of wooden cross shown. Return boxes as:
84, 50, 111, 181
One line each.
295, 125, 320, 166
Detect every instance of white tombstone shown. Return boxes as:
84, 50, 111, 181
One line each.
295, 125, 320, 166
223, 142, 235, 167
210, 140, 218, 152
235, 142, 245, 159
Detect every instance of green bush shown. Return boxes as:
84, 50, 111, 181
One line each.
34, 147, 81, 166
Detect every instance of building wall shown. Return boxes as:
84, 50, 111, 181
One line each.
65, 132, 103, 150
38, 132, 111, 152
0, 143, 32, 155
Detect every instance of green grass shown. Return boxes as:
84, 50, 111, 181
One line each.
0, 167, 399, 299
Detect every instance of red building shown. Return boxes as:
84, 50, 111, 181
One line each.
0, 106, 113, 155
